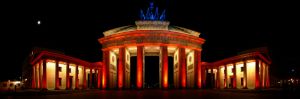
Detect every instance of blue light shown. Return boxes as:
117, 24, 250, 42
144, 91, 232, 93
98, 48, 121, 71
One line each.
140, 2, 166, 21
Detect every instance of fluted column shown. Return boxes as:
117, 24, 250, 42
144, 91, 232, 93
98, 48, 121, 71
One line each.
118, 47, 125, 89
66, 62, 70, 89
39, 62, 42, 89
137, 46, 144, 89
224, 64, 228, 88
89, 68, 93, 88
55, 60, 60, 90
179, 48, 186, 88
32, 65, 36, 88
194, 50, 202, 88
75, 64, 79, 89
102, 50, 109, 89
161, 46, 168, 89
97, 68, 101, 89
216, 67, 220, 89
243, 60, 248, 89
42, 59, 47, 90
83, 66, 86, 89
255, 59, 260, 89
233, 63, 237, 89
266, 65, 270, 88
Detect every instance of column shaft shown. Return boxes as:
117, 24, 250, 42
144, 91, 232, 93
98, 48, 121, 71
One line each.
255, 59, 260, 89
97, 68, 101, 89
137, 46, 144, 89
32, 65, 36, 88
90, 68, 93, 88
42, 59, 47, 89
233, 63, 237, 88
39, 62, 42, 88
55, 60, 59, 90
194, 50, 202, 88
102, 51, 109, 89
243, 60, 248, 89
179, 48, 186, 88
161, 46, 168, 89
266, 65, 270, 88
216, 67, 220, 89
66, 62, 70, 89
83, 66, 86, 89
118, 47, 125, 89
224, 64, 228, 88
75, 64, 79, 89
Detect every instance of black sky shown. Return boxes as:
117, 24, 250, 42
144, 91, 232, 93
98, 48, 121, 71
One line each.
1, 0, 299, 81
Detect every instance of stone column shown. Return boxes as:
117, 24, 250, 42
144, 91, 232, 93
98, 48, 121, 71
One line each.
161, 46, 168, 89
83, 66, 86, 89
102, 50, 109, 89
39, 62, 42, 89
75, 64, 79, 89
243, 60, 248, 89
66, 62, 70, 90
216, 67, 220, 89
97, 68, 101, 89
224, 64, 228, 88
233, 63, 237, 89
179, 48, 186, 88
266, 65, 270, 88
90, 68, 93, 88
194, 50, 202, 88
255, 59, 260, 89
118, 47, 125, 89
32, 65, 36, 89
42, 59, 47, 90
55, 60, 60, 90
137, 46, 144, 89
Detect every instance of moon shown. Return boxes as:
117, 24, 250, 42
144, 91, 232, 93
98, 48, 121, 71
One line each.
37, 20, 41, 25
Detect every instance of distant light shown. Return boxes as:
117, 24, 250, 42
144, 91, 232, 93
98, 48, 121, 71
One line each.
13, 81, 21, 85
37, 20, 41, 25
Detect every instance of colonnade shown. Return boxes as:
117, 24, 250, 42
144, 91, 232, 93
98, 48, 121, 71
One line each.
32, 59, 101, 90
102, 45, 203, 89
204, 59, 270, 89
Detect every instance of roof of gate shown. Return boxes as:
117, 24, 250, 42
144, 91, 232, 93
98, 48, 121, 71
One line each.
103, 21, 201, 37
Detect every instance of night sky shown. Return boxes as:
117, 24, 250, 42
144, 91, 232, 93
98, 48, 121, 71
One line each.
1, 0, 299, 81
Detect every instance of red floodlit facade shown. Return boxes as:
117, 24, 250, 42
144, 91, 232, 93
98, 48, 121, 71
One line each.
99, 21, 205, 89
26, 20, 271, 90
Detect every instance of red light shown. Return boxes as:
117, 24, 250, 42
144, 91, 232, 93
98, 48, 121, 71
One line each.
137, 46, 143, 89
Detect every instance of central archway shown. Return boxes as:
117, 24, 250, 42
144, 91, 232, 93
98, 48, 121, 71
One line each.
99, 21, 204, 89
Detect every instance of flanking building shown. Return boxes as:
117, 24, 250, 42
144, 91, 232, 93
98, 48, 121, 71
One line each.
28, 48, 102, 90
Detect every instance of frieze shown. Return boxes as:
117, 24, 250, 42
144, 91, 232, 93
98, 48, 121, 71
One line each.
101, 34, 203, 49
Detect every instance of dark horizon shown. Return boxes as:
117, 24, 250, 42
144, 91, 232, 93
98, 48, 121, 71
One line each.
1, 0, 299, 81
